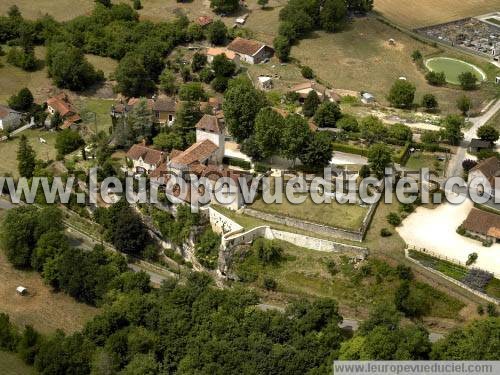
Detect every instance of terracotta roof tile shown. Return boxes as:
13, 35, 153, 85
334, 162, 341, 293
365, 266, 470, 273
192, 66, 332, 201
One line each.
462, 207, 500, 238
126, 144, 165, 165
46, 93, 77, 118
169, 139, 218, 167
196, 15, 213, 26
470, 157, 500, 180
207, 47, 237, 60
196, 114, 223, 133
227, 37, 265, 56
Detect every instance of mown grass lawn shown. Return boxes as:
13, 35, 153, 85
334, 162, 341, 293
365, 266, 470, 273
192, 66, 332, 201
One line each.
75, 97, 115, 135
405, 152, 445, 175
249, 195, 368, 230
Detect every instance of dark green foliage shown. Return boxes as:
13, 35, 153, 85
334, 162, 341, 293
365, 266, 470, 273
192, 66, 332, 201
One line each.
387, 212, 401, 226
273, 35, 291, 62
211, 75, 229, 92
263, 276, 277, 290
17, 134, 36, 178
394, 280, 428, 318
458, 71, 478, 90
387, 123, 412, 141
368, 143, 393, 178
320, 0, 347, 32
301, 65, 314, 79
253, 238, 284, 265
223, 78, 268, 143
97, 201, 152, 256
456, 95, 472, 115
115, 52, 155, 97
303, 90, 321, 117
300, 131, 334, 170
422, 93, 438, 110
133, 0, 142, 10
6, 47, 37, 71
431, 318, 500, 359
179, 82, 208, 101
442, 115, 464, 146
210, 0, 239, 14
207, 20, 228, 45
477, 125, 499, 142
387, 79, 416, 108
46, 43, 103, 91
281, 114, 311, 163
152, 205, 200, 247
313, 101, 342, 128
191, 52, 207, 72
380, 228, 392, 237
425, 71, 446, 86
55, 129, 85, 157
337, 114, 359, 132
195, 228, 221, 269
17, 325, 41, 365
8, 87, 34, 111
411, 49, 422, 62
359, 164, 370, 178
0, 313, 19, 351
212, 53, 236, 77
254, 107, 285, 158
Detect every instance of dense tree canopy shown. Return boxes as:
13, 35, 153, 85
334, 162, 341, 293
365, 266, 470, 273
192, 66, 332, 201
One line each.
223, 78, 268, 143
387, 80, 416, 109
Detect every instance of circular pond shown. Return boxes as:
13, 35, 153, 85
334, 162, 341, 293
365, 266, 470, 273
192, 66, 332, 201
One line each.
424, 57, 486, 85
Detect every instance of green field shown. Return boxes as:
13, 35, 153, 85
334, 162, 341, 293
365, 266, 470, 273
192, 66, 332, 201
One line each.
0, 130, 58, 178
405, 151, 446, 175
249, 195, 368, 230
0, 351, 36, 375
425, 57, 486, 85
485, 18, 500, 27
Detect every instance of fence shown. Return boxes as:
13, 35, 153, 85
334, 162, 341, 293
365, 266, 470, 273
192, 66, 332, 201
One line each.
405, 248, 499, 305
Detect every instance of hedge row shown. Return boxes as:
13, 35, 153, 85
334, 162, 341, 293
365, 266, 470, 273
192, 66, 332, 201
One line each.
332, 143, 369, 157
223, 157, 251, 170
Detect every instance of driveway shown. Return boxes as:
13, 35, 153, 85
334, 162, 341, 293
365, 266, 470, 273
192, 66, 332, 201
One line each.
447, 100, 500, 177
397, 199, 500, 277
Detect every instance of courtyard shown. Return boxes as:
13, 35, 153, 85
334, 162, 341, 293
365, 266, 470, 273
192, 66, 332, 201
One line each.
397, 199, 500, 277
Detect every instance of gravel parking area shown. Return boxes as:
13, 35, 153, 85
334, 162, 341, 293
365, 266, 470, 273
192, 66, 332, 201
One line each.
397, 199, 500, 277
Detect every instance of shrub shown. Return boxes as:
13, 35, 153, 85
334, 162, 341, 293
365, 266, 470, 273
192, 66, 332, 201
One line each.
325, 259, 338, 276
396, 264, 413, 280
486, 303, 497, 317
387, 212, 402, 226
254, 162, 270, 173
477, 305, 484, 315
466, 252, 478, 266
263, 276, 277, 291
337, 114, 359, 132
380, 228, 392, 237
458, 71, 478, 90
253, 238, 283, 265
425, 71, 446, 86
301, 66, 314, 79
223, 157, 251, 170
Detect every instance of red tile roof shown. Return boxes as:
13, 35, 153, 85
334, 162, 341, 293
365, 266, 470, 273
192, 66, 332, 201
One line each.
126, 144, 165, 165
462, 208, 500, 239
170, 139, 218, 167
196, 15, 213, 27
227, 37, 266, 57
196, 114, 223, 133
46, 93, 77, 118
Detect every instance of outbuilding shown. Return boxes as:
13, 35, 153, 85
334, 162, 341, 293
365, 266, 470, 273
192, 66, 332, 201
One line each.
16, 286, 28, 295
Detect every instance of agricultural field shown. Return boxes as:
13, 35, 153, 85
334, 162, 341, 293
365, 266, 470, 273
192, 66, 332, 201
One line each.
0, 45, 117, 104
374, 0, 500, 29
0, 0, 93, 21
0, 239, 98, 334
291, 17, 499, 114
0, 351, 36, 375
0, 129, 58, 178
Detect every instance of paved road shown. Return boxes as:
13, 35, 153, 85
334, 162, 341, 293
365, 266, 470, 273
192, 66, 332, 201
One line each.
447, 100, 500, 178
